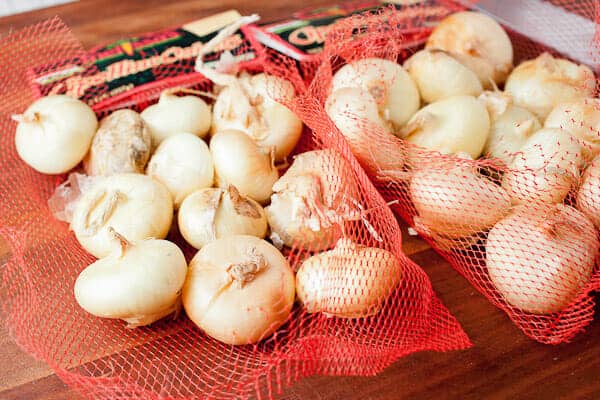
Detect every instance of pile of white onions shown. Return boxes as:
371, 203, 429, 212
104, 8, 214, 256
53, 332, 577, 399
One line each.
16, 68, 407, 346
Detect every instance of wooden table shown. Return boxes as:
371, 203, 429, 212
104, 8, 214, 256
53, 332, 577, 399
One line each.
0, 1, 599, 399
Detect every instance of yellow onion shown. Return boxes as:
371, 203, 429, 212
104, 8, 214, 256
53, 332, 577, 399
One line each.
182, 235, 295, 345
502, 128, 583, 205
13, 94, 98, 174
505, 53, 595, 120
576, 155, 600, 227
404, 49, 482, 103
84, 109, 151, 176
74, 229, 187, 327
330, 57, 420, 130
487, 204, 598, 314
210, 129, 278, 204
178, 185, 267, 249
296, 238, 401, 318
265, 150, 360, 251
479, 90, 541, 164
426, 11, 513, 87
211, 73, 303, 161
545, 98, 600, 161
71, 173, 173, 258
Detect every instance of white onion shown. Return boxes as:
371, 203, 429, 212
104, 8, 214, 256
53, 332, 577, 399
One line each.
505, 53, 595, 120
74, 229, 187, 327
141, 89, 211, 146
182, 235, 295, 345
266, 150, 360, 251
296, 238, 401, 318
545, 98, 600, 161
576, 155, 600, 227
330, 57, 420, 130
487, 204, 598, 314
410, 159, 510, 238
400, 95, 490, 160
502, 128, 583, 205
71, 173, 173, 258
146, 132, 214, 208
325, 86, 403, 171
211, 73, 303, 161
210, 129, 278, 204
13, 95, 98, 174
178, 185, 267, 249
404, 49, 483, 103
425, 11, 513, 87
479, 90, 541, 164
84, 109, 151, 176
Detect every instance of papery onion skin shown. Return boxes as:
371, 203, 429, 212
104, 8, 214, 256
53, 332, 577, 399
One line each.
141, 91, 211, 146
502, 128, 582, 205
410, 161, 510, 238
74, 234, 187, 327
182, 235, 295, 345
211, 73, 302, 162
84, 109, 151, 176
330, 57, 420, 130
146, 132, 214, 208
325, 86, 403, 171
210, 129, 278, 204
479, 91, 541, 165
487, 204, 598, 314
402, 95, 490, 160
71, 173, 173, 258
404, 49, 483, 103
178, 186, 268, 249
265, 149, 360, 251
296, 238, 401, 318
576, 156, 600, 227
505, 53, 595, 120
545, 98, 600, 161
425, 11, 514, 87
15, 95, 98, 174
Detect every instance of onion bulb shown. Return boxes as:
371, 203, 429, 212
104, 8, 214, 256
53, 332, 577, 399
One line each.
487, 204, 598, 314
404, 49, 483, 103
146, 132, 214, 208
505, 53, 595, 120
74, 229, 187, 327
479, 90, 541, 164
84, 109, 151, 176
325, 86, 403, 170
211, 73, 302, 161
502, 128, 582, 205
425, 11, 513, 87
182, 235, 295, 345
266, 150, 360, 251
330, 57, 420, 130
296, 238, 401, 318
576, 156, 600, 227
178, 185, 267, 249
141, 89, 211, 146
13, 94, 98, 174
210, 129, 278, 204
71, 173, 173, 258
400, 95, 490, 160
410, 159, 510, 238
545, 98, 600, 161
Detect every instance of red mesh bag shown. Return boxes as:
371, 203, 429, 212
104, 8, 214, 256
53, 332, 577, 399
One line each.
0, 17, 470, 400
306, 1, 600, 344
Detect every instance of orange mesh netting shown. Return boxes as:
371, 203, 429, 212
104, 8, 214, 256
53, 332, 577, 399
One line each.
305, 0, 600, 344
0, 15, 469, 400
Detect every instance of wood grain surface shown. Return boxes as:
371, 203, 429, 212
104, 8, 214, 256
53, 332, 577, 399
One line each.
0, 1, 599, 399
